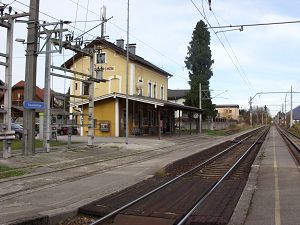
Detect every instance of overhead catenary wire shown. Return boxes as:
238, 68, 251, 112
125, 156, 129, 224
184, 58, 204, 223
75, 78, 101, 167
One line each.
66, 0, 187, 74
72, 0, 80, 35
204, 0, 254, 94
209, 5, 255, 94
13, 0, 97, 39
190, 0, 254, 95
209, 20, 300, 30
6, 0, 189, 83
82, 0, 90, 37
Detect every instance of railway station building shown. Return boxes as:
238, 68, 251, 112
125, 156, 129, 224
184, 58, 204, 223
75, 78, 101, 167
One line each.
64, 38, 201, 137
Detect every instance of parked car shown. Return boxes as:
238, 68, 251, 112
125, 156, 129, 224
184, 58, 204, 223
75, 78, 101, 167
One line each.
11, 123, 23, 140
57, 126, 78, 135
11, 123, 38, 140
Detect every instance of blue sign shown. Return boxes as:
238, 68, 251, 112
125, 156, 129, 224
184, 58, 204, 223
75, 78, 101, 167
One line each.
23, 101, 45, 109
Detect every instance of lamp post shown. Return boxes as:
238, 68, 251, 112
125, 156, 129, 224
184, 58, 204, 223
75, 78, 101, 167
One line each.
125, 0, 129, 144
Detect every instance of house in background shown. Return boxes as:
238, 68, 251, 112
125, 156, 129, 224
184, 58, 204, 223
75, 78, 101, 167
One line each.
64, 38, 201, 137
168, 89, 189, 118
0, 80, 66, 123
215, 104, 239, 121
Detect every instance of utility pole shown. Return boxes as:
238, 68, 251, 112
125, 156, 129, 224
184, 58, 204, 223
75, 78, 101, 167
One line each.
88, 50, 95, 146
23, 0, 39, 155
281, 103, 284, 125
100, 6, 107, 38
125, 0, 129, 144
290, 85, 293, 128
199, 83, 202, 133
39, 21, 69, 152
0, 9, 29, 158
43, 32, 51, 152
262, 108, 264, 125
284, 93, 287, 127
249, 97, 253, 127
256, 106, 258, 125
3, 16, 13, 158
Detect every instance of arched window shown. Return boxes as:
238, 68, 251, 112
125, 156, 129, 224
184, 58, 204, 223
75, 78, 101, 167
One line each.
160, 85, 164, 100
148, 81, 152, 97
153, 83, 157, 99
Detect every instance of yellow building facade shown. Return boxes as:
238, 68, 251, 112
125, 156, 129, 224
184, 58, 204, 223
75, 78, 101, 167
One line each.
64, 38, 200, 137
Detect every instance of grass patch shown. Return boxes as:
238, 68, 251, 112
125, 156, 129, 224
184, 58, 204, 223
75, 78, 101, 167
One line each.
0, 139, 68, 151
155, 168, 166, 177
288, 124, 300, 136
204, 129, 229, 136
204, 124, 252, 136
0, 165, 27, 179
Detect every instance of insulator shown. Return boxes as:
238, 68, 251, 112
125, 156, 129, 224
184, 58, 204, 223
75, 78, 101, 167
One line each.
8, 6, 12, 14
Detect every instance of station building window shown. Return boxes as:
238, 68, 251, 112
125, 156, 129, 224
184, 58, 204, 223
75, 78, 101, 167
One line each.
96, 52, 106, 64
148, 81, 152, 97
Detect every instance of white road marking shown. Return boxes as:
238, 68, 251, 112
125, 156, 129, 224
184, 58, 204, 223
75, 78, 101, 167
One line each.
273, 128, 281, 225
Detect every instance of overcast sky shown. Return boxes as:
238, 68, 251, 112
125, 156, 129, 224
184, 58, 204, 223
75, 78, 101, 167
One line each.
1, 0, 300, 116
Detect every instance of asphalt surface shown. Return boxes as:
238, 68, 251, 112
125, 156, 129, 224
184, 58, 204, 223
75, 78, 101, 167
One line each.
0, 128, 283, 225
0, 132, 244, 225
229, 126, 300, 225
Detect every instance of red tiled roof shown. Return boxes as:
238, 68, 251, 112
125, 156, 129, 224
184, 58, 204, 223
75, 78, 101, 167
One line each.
13, 80, 44, 101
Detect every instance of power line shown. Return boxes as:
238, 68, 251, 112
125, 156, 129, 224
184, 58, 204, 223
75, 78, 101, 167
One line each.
190, 0, 254, 95
72, 0, 80, 34
208, 4, 255, 94
8, 0, 189, 82
13, 0, 97, 39
66, 0, 187, 74
209, 20, 300, 29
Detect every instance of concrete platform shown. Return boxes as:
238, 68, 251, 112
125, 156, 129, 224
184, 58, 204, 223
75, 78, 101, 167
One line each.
0, 131, 254, 225
230, 126, 300, 225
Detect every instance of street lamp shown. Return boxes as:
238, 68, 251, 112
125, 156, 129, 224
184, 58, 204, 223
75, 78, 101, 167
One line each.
15, 38, 25, 43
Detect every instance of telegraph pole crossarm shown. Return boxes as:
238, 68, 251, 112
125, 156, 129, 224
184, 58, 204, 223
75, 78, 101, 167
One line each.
0, 10, 29, 158
37, 20, 70, 152
249, 90, 300, 127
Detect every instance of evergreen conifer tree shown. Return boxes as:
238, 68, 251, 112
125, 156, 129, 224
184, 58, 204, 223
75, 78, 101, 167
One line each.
184, 20, 216, 119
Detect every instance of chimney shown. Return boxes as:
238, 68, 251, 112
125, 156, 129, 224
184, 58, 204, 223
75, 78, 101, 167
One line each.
116, 39, 124, 49
127, 43, 136, 55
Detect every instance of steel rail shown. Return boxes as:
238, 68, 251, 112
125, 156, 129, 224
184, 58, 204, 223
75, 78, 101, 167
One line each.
276, 126, 300, 159
89, 127, 265, 225
175, 127, 268, 225
278, 125, 300, 141
276, 126, 300, 155
0, 133, 225, 184
1, 132, 253, 200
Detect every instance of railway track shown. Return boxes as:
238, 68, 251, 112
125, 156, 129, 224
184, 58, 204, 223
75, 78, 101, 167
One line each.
0, 131, 255, 200
276, 125, 300, 164
74, 126, 269, 225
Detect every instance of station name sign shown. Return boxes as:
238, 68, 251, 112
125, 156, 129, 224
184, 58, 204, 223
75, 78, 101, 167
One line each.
23, 101, 45, 109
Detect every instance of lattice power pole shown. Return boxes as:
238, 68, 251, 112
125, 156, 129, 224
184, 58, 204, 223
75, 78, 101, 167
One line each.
0, 6, 29, 158
38, 21, 69, 152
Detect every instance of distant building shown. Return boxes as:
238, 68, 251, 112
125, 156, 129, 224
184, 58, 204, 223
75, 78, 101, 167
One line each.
168, 89, 189, 118
215, 104, 239, 121
0, 80, 66, 122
